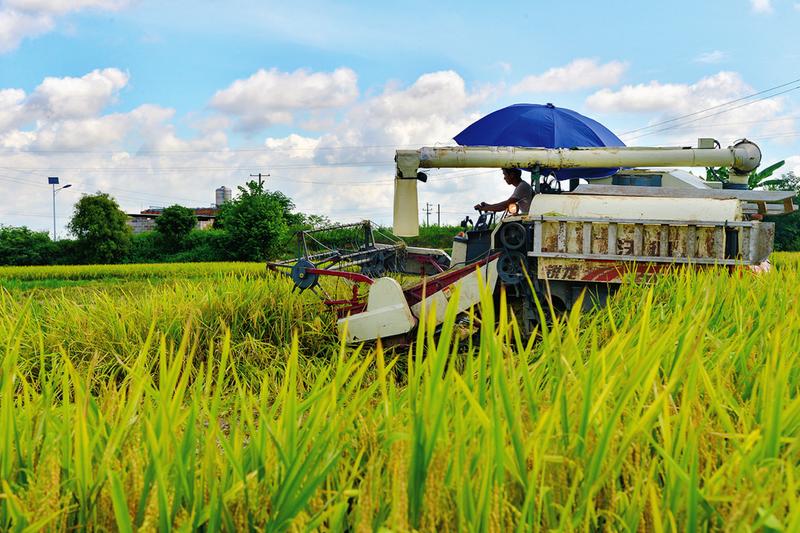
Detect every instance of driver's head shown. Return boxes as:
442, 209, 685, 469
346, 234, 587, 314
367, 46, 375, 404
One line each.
502, 168, 522, 185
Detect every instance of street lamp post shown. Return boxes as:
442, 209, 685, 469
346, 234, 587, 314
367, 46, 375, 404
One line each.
48, 177, 72, 241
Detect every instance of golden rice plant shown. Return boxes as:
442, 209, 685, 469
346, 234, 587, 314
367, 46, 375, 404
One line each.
0, 254, 798, 530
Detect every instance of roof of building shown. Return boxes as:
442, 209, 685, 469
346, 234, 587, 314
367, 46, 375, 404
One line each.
128, 212, 216, 220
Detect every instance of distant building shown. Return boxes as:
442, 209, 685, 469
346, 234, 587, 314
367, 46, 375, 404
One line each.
127, 187, 231, 234
215, 186, 232, 207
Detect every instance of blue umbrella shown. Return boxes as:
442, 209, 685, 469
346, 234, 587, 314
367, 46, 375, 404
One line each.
454, 103, 625, 180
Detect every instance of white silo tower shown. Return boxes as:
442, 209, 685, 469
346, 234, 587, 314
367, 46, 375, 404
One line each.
215, 186, 232, 207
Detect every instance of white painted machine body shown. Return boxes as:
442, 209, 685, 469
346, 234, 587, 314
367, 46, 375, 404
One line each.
337, 257, 499, 344
528, 193, 743, 222
408, 258, 498, 325
338, 277, 417, 344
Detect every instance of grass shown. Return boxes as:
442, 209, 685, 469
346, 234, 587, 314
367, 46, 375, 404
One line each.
0, 254, 799, 530
0, 262, 266, 282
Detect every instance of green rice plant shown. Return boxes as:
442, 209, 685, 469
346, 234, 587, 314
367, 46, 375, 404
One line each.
0, 255, 798, 530
0, 261, 266, 282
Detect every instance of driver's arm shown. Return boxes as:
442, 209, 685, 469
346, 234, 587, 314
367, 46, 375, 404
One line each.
473, 197, 515, 212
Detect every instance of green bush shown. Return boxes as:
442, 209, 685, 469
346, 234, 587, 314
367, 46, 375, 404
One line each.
216, 181, 294, 261
170, 229, 231, 262
767, 207, 800, 252
155, 205, 197, 250
398, 225, 461, 250
126, 232, 162, 263
0, 226, 56, 265
126, 229, 231, 263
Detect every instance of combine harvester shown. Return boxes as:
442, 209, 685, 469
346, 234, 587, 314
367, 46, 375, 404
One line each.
270, 106, 796, 344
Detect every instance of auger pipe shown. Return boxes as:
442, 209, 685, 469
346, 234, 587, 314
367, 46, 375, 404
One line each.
392, 140, 761, 236
397, 140, 761, 176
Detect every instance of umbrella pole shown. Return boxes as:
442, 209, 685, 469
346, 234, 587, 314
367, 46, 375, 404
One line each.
531, 165, 541, 194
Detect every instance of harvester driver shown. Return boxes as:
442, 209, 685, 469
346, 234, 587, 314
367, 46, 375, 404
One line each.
473, 167, 533, 215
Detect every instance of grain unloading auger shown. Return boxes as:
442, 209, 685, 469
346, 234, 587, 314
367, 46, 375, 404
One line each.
274, 138, 796, 344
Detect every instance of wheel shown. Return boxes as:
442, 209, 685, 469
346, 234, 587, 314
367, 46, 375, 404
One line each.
291, 259, 319, 291
498, 221, 527, 250
497, 251, 528, 285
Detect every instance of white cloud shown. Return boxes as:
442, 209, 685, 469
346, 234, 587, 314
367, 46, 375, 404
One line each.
7, 66, 791, 235
0, 0, 130, 53
585, 71, 769, 114
298, 70, 502, 218
511, 59, 627, 94
587, 80, 694, 113
265, 133, 318, 151
0, 8, 52, 52
694, 50, 726, 64
786, 155, 800, 174
210, 67, 359, 131
28, 68, 129, 119
0, 88, 27, 131
0, 68, 129, 134
750, 0, 773, 12
585, 71, 789, 145
4, 0, 129, 14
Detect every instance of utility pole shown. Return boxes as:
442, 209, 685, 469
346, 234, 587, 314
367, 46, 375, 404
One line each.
437, 204, 441, 226
423, 202, 432, 226
250, 172, 270, 188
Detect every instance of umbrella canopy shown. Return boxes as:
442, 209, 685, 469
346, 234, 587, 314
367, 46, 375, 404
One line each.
454, 103, 625, 180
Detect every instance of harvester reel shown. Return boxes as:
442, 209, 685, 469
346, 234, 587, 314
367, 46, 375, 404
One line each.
361, 252, 389, 278
497, 251, 528, 285
291, 258, 319, 291
499, 221, 527, 250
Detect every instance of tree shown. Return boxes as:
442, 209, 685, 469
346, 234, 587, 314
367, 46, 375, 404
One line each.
763, 171, 800, 252
68, 192, 131, 264
0, 226, 55, 265
706, 160, 785, 189
155, 205, 197, 249
762, 170, 799, 192
215, 180, 295, 261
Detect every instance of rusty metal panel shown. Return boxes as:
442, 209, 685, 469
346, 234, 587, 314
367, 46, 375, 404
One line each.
582, 223, 592, 254
532, 220, 543, 253
741, 228, 750, 259
608, 223, 618, 255
537, 257, 672, 283
686, 226, 696, 257
633, 225, 643, 256
530, 216, 769, 265
557, 221, 567, 252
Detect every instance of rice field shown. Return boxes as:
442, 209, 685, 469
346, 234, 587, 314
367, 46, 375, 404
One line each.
1, 254, 799, 531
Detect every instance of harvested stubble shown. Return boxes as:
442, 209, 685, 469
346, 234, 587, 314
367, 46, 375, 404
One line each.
0, 254, 799, 531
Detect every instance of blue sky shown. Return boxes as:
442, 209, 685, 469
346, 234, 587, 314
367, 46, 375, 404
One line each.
0, 0, 798, 233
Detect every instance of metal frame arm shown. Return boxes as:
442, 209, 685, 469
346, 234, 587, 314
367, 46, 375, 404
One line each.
396, 140, 761, 176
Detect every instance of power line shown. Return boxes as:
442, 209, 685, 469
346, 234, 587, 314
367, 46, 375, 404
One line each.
0, 161, 393, 172
0, 142, 447, 156
620, 76, 800, 136
250, 172, 269, 187
620, 114, 799, 131
624, 83, 800, 141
